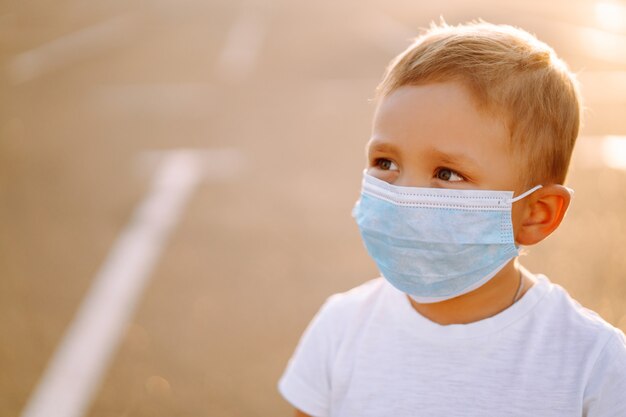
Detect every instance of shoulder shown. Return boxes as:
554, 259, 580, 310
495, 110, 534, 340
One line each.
535, 275, 626, 371
322, 277, 388, 316
536, 275, 619, 339
290, 277, 390, 345
310, 278, 389, 336
582, 322, 626, 415
278, 278, 391, 416
298, 277, 396, 349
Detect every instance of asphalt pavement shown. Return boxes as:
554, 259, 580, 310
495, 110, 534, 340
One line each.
1, 0, 626, 416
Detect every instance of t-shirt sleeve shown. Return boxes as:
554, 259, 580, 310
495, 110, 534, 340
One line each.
583, 329, 626, 417
278, 296, 342, 417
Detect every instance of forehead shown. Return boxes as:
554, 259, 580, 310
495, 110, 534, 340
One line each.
370, 82, 519, 187
373, 82, 506, 143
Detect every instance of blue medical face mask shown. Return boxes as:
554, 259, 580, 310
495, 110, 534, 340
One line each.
352, 171, 542, 303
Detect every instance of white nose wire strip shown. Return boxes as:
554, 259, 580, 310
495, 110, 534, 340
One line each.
362, 172, 514, 205
362, 171, 548, 207
362, 180, 512, 210
510, 185, 543, 203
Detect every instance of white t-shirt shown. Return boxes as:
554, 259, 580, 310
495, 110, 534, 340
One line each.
278, 275, 626, 417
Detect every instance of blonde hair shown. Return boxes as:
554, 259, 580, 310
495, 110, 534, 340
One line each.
377, 21, 581, 186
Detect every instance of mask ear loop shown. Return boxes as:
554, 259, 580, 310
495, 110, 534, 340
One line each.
509, 185, 575, 203
510, 185, 543, 203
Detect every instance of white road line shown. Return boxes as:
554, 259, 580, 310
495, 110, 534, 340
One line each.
7, 14, 136, 84
20, 149, 243, 417
214, 4, 268, 83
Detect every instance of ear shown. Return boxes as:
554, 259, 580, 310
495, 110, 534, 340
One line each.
515, 185, 572, 246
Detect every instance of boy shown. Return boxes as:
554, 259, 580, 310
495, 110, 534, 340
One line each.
278, 21, 626, 416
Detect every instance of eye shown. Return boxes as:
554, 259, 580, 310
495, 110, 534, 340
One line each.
375, 158, 399, 171
435, 167, 464, 182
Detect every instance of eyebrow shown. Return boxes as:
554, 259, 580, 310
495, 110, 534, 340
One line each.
367, 140, 399, 156
429, 149, 480, 168
368, 140, 480, 169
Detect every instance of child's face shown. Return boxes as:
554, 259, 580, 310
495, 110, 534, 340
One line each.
367, 82, 523, 195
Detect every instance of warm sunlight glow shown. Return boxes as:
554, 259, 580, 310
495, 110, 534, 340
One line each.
595, 1, 626, 32
602, 136, 626, 170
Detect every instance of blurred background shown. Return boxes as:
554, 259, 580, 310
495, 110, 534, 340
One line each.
1, 0, 626, 416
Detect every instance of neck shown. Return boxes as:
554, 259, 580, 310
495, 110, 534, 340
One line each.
408, 260, 534, 325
